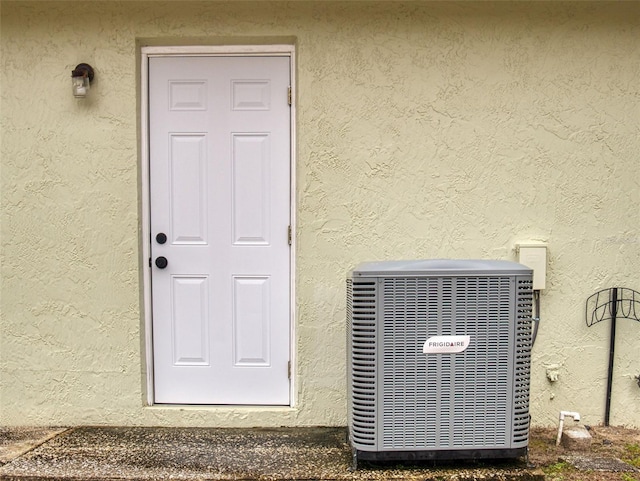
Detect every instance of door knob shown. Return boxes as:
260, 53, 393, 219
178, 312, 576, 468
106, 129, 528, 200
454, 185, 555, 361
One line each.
155, 256, 168, 269
156, 233, 167, 244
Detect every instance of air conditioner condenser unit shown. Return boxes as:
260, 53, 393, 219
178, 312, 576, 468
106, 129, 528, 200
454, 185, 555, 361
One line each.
347, 259, 533, 465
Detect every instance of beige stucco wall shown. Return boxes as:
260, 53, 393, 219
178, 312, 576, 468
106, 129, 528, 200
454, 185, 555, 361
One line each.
1, 1, 639, 428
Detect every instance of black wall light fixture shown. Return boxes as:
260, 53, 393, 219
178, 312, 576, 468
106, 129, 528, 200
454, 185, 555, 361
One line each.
71, 63, 94, 98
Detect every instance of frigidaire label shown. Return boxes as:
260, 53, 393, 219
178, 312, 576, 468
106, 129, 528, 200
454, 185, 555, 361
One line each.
423, 335, 471, 354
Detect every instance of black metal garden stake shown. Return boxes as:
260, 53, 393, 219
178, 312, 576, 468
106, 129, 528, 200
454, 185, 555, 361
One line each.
585, 287, 640, 426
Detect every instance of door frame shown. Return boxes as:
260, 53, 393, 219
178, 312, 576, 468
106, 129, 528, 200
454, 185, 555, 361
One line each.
140, 44, 296, 406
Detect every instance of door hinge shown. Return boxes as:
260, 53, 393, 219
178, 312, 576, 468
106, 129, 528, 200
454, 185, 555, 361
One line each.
288, 86, 292, 106
288, 361, 292, 380
288, 225, 292, 245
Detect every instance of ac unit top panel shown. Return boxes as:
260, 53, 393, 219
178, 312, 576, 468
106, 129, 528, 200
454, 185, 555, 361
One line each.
351, 259, 531, 278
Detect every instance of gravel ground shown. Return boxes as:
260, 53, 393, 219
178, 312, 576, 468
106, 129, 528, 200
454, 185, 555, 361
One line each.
0, 425, 638, 481
529, 426, 640, 481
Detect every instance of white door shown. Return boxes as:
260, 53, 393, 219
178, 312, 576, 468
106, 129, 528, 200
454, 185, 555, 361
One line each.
149, 56, 291, 405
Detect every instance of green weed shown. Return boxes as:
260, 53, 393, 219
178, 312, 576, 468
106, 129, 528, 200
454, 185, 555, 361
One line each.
543, 461, 573, 481
620, 472, 639, 481
623, 443, 640, 468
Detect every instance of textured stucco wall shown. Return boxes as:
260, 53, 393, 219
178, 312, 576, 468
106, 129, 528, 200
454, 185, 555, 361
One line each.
1, 1, 639, 428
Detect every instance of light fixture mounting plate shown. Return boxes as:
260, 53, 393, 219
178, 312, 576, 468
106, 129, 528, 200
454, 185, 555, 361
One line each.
72, 63, 94, 82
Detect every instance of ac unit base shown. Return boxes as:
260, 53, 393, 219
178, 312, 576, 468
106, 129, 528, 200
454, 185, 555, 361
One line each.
353, 446, 528, 463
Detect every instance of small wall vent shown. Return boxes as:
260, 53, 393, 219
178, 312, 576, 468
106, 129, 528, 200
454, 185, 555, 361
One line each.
347, 259, 533, 465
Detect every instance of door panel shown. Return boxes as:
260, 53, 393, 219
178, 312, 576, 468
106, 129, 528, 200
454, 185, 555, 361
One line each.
169, 134, 208, 244
231, 133, 271, 245
149, 56, 291, 405
233, 276, 271, 366
172, 276, 209, 365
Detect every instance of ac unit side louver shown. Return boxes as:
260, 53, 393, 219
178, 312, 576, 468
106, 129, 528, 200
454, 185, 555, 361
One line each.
347, 259, 533, 465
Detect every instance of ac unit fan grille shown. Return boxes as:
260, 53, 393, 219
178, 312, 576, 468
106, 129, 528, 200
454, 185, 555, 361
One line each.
348, 279, 378, 446
513, 278, 533, 444
380, 276, 530, 450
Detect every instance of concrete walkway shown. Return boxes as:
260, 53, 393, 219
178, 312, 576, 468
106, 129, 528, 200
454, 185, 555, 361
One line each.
0, 426, 544, 481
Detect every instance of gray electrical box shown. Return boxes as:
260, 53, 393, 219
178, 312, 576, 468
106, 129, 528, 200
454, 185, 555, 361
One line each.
347, 259, 533, 465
